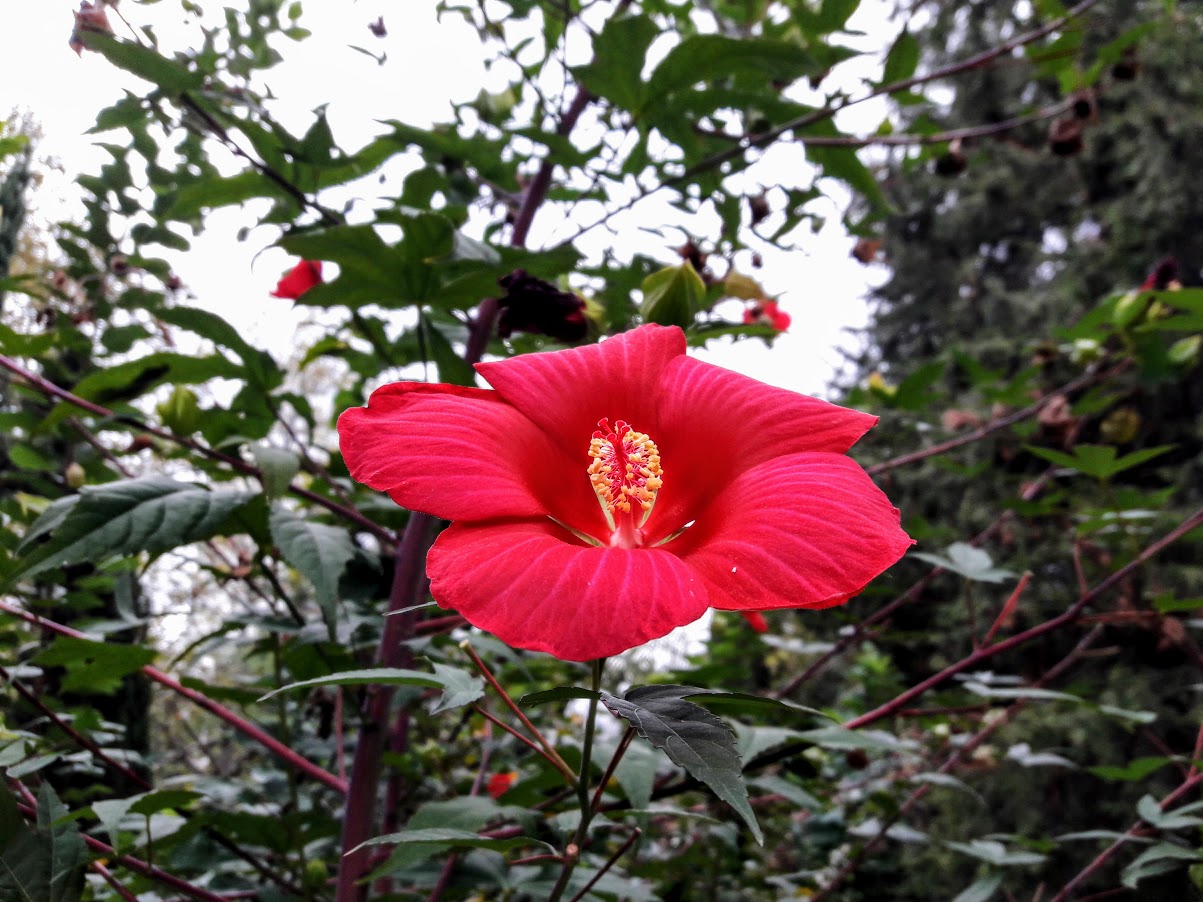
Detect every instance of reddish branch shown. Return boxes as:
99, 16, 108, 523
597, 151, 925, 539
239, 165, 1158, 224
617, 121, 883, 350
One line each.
12, 782, 228, 902
845, 503, 1203, 730
0, 354, 393, 547
0, 600, 346, 795
867, 358, 1131, 477
812, 625, 1104, 901
1052, 763, 1203, 900
774, 470, 1053, 699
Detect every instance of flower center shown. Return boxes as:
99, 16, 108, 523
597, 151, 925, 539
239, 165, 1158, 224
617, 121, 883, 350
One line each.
587, 418, 663, 548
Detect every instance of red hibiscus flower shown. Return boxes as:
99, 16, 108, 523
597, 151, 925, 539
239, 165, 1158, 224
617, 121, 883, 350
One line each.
743, 299, 791, 332
338, 325, 911, 661
271, 260, 323, 300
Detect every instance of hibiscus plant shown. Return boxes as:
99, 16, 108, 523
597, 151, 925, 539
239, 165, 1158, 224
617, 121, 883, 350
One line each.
1, 2, 1198, 902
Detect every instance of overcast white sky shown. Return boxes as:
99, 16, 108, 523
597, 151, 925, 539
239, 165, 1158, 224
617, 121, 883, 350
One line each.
6, 0, 898, 396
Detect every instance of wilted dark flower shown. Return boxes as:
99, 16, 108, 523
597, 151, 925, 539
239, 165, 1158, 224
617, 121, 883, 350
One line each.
496, 269, 588, 343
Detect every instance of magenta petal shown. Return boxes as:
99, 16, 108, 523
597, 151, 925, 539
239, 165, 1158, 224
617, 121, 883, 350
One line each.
671, 452, 913, 612
338, 382, 556, 522
427, 519, 710, 661
649, 355, 878, 540
475, 324, 686, 454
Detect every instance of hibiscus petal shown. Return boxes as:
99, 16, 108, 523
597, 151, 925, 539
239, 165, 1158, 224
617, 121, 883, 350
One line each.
670, 452, 913, 611
647, 356, 878, 539
427, 519, 710, 661
475, 324, 686, 454
338, 382, 557, 522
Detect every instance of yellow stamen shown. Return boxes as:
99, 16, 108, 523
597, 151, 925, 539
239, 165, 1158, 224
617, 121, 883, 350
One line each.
587, 418, 663, 531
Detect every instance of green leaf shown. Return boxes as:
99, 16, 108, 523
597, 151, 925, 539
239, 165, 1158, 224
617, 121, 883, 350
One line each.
268, 504, 355, 612
81, 33, 203, 93
32, 638, 156, 696
600, 685, 762, 844
797, 726, 919, 753
945, 838, 1047, 867
1121, 842, 1202, 888
64, 352, 241, 408
353, 827, 550, 868
574, 14, 658, 110
421, 318, 477, 387
251, 446, 301, 497
640, 263, 707, 328
0, 783, 87, 902
258, 668, 447, 701
911, 542, 1015, 583
597, 735, 660, 810
1137, 794, 1203, 830
1025, 444, 1174, 480
520, 687, 602, 707
647, 35, 821, 99
881, 29, 920, 85
156, 305, 280, 389
1092, 755, 1174, 784
951, 873, 1004, 902
427, 663, 484, 714
9, 478, 255, 584
681, 690, 832, 722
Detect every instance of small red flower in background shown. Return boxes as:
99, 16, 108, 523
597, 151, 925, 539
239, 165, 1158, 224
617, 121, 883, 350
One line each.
741, 611, 768, 633
339, 325, 911, 661
743, 299, 791, 332
271, 260, 323, 300
487, 771, 518, 799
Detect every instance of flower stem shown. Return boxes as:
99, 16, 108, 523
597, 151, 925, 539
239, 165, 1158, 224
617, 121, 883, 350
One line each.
547, 658, 605, 902
461, 641, 578, 785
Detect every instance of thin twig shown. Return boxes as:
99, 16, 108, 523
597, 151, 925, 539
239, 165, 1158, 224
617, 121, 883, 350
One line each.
0, 600, 346, 794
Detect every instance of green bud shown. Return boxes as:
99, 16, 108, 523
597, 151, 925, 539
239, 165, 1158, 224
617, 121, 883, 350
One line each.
156, 385, 201, 436
65, 462, 86, 489
640, 263, 707, 329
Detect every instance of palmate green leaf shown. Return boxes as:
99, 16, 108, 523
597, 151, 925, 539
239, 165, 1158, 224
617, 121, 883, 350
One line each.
163, 170, 288, 219
80, 33, 203, 93
646, 34, 822, 99
268, 504, 355, 614
0, 783, 88, 902
155, 305, 280, 390
573, 14, 657, 111
426, 663, 484, 714
32, 638, 156, 696
90, 790, 201, 853
912, 542, 1015, 583
600, 685, 762, 844
8, 478, 255, 585
1025, 444, 1174, 480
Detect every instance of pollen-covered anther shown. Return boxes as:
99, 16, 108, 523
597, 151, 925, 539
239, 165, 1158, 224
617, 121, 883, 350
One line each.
587, 418, 663, 529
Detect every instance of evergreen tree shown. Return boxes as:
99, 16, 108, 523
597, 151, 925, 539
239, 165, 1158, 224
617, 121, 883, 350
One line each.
823, 1, 1203, 896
